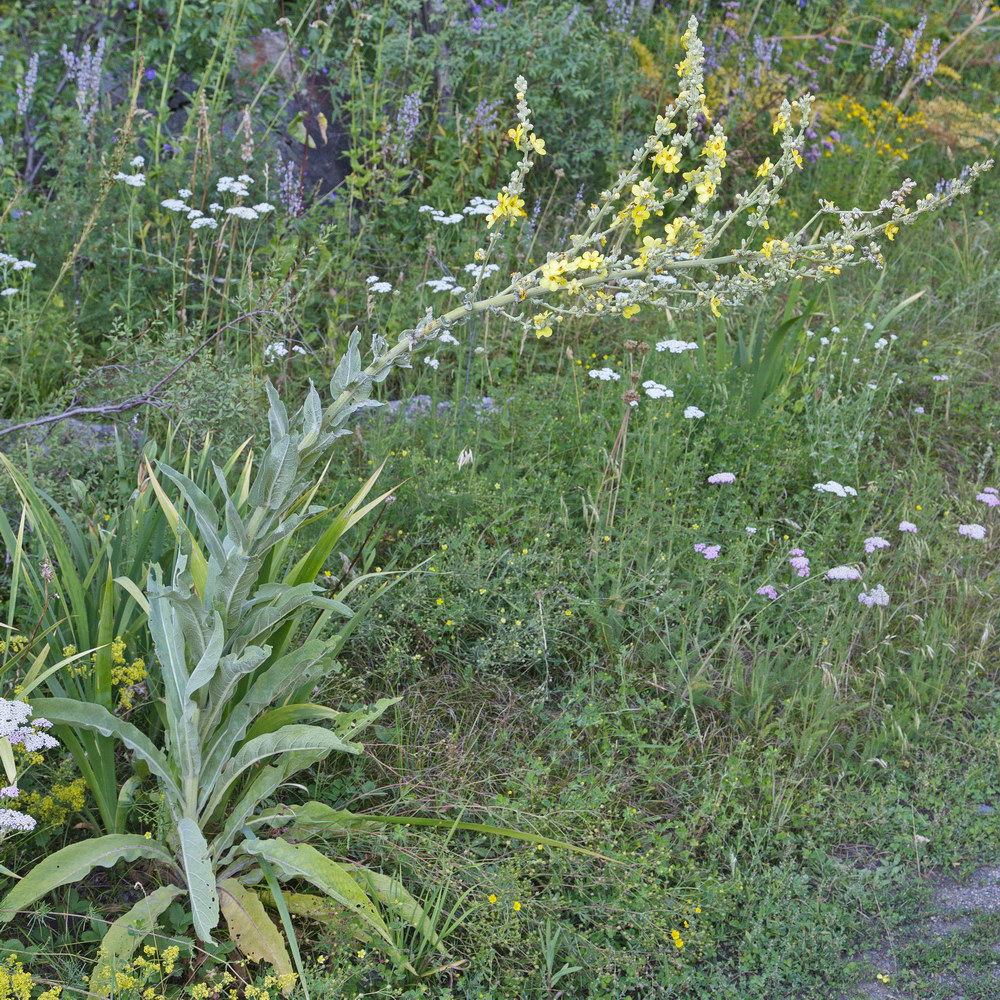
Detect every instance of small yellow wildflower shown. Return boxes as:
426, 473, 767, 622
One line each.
885, 222, 899, 240
756, 157, 773, 178
623, 304, 640, 319
488, 894, 497, 904
512, 901, 522, 911
533, 311, 554, 338
772, 112, 788, 134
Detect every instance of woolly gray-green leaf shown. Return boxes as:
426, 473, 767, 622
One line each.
0, 836, 174, 926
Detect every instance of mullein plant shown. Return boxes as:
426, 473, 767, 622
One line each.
0, 14, 990, 988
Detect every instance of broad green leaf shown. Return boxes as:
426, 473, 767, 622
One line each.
29, 698, 179, 799
239, 838, 398, 951
351, 868, 444, 954
218, 879, 293, 986
200, 725, 357, 818
177, 818, 220, 943
213, 752, 329, 860
0, 836, 173, 925
246, 696, 399, 743
91, 885, 182, 996
185, 610, 225, 700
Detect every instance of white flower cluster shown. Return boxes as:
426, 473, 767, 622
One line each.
366, 275, 393, 294
263, 341, 306, 361
813, 480, 858, 498
588, 367, 621, 381
0, 698, 60, 834
217, 174, 253, 197
418, 205, 464, 225
462, 196, 497, 217
424, 275, 466, 294
656, 339, 698, 354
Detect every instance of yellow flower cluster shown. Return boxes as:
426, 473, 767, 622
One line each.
0, 956, 33, 1000
486, 186, 526, 228
538, 250, 607, 292
0, 634, 30, 657
13, 777, 87, 826
110, 636, 147, 712
65, 636, 147, 709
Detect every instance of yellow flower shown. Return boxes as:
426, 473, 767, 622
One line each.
528, 132, 546, 155
507, 123, 524, 146
772, 112, 788, 134
533, 311, 554, 338
885, 222, 899, 240
488, 894, 497, 904
623, 304, 640, 319
755, 157, 773, 178
709, 297, 721, 318
357, 950, 366, 959
694, 177, 716, 203
653, 143, 682, 173
512, 900, 522, 911
486, 187, 526, 228
664, 217, 684, 244
790, 147, 803, 169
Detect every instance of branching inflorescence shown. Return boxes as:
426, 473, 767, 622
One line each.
313, 17, 990, 437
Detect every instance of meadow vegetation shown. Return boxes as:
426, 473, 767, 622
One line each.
0, 2, 997, 998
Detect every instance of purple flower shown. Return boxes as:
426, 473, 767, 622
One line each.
958, 524, 986, 540
863, 536, 891, 554
707, 472, 735, 484
932, 374, 949, 382
144, 67, 156, 80
694, 543, 721, 560
898, 521, 918, 533
756, 585, 779, 600
826, 566, 862, 580
976, 491, 1000, 507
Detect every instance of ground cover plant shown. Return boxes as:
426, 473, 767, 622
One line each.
0, 1, 998, 997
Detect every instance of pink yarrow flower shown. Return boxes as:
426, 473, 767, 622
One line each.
898, 521, 918, 533
826, 565, 862, 580
707, 472, 736, 484
958, 524, 986, 540
693, 543, 721, 560
788, 549, 811, 578
976, 491, 1000, 507
858, 584, 889, 608
863, 536, 891, 554
756, 585, 780, 600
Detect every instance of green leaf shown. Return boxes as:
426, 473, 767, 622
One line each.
200, 726, 357, 818
257, 802, 613, 860
0, 836, 174, 925
239, 838, 399, 953
177, 818, 220, 943
91, 885, 183, 996
29, 698, 180, 800
218, 879, 294, 985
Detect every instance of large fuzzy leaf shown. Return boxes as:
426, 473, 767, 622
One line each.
213, 751, 328, 861
91, 885, 182, 996
0, 836, 174, 925
218, 879, 294, 988
177, 818, 220, 943
198, 641, 333, 786
29, 698, 179, 800
351, 868, 444, 954
200, 725, 356, 819
239, 838, 397, 951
